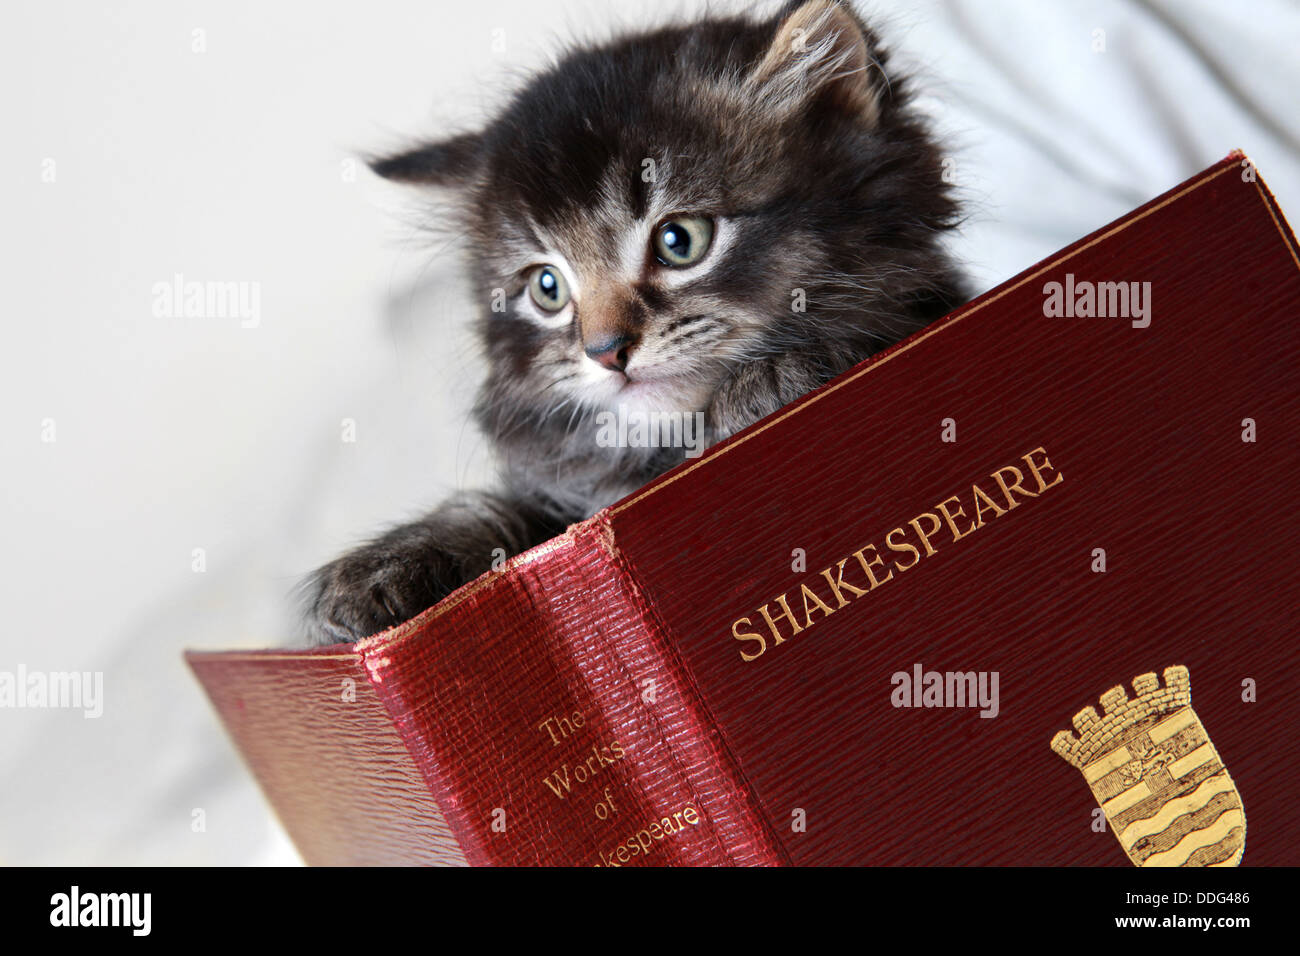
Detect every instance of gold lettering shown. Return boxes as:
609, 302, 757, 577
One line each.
799, 583, 835, 628
758, 593, 804, 646
820, 558, 869, 607
594, 803, 703, 866
732, 617, 767, 663
725, 445, 1064, 666
935, 494, 975, 542
908, 512, 944, 557
1022, 446, 1064, 493
537, 711, 585, 746
886, 526, 921, 571
853, 544, 895, 589
971, 482, 1007, 527
992, 464, 1036, 510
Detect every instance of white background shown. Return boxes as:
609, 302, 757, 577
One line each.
2, 0, 1297, 865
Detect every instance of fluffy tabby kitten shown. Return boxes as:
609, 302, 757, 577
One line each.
302, 0, 968, 645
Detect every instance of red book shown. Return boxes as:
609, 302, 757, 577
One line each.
188, 153, 1300, 866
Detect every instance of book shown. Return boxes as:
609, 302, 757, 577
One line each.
188, 152, 1300, 866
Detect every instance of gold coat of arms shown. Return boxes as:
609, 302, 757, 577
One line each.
1051, 666, 1245, 867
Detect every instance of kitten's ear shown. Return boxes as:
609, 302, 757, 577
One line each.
750, 0, 883, 123
368, 131, 484, 186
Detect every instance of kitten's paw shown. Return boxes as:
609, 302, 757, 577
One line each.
300, 546, 452, 646
707, 360, 785, 440
708, 357, 829, 440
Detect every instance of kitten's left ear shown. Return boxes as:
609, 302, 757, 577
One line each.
367, 131, 484, 187
749, 0, 884, 123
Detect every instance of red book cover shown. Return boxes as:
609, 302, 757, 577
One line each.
188, 152, 1300, 866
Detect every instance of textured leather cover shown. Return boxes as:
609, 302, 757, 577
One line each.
186, 649, 468, 866
357, 526, 786, 866
188, 153, 1300, 866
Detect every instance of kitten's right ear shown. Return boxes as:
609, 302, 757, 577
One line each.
367, 131, 484, 186
750, 0, 884, 124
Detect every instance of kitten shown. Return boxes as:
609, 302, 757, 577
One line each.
301, 0, 968, 645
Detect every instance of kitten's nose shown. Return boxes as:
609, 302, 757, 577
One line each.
584, 334, 637, 373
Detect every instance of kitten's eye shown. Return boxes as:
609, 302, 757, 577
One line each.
652, 216, 714, 268
527, 265, 571, 312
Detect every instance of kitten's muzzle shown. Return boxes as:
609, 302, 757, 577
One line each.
584, 333, 637, 373
578, 278, 646, 374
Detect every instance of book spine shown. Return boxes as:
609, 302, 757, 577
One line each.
358, 515, 787, 866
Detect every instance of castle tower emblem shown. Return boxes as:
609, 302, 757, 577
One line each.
1050, 666, 1245, 866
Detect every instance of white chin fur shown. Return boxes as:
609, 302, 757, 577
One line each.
571, 363, 712, 417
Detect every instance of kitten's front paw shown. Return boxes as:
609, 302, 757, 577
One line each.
707, 360, 785, 441
300, 545, 452, 646
708, 357, 828, 441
